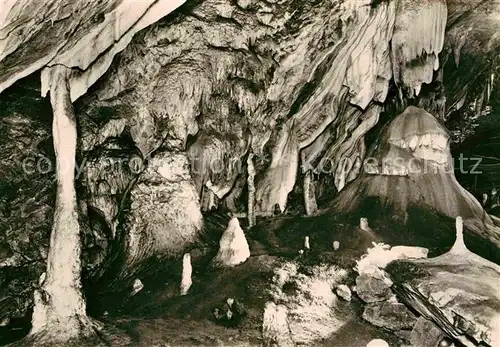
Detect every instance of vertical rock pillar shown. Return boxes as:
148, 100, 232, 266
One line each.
303, 170, 318, 216
247, 153, 256, 228
30, 65, 93, 342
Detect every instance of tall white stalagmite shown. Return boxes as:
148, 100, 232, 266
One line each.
30, 65, 94, 343
303, 171, 318, 216
247, 153, 256, 228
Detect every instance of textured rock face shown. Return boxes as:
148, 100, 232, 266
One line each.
392, 0, 447, 97
269, 262, 349, 344
362, 302, 417, 332
81, 0, 430, 215
262, 302, 295, 347
123, 152, 203, 266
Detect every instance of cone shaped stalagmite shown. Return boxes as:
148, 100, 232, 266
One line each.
213, 217, 250, 267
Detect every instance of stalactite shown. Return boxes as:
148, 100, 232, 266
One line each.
303, 171, 318, 216
247, 153, 256, 228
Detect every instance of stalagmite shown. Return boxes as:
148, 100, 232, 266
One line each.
131, 278, 144, 296
482, 193, 488, 206
29, 65, 95, 344
360, 217, 370, 232
304, 236, 310, 250
212, 217, 250, 267
452, 216, 465, 252
303, 171, 318, 216
247, 153, 256, 228
333, 241, 340, 251
180, 253, 192, 296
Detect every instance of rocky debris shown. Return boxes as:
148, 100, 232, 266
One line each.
262, 302, 295, 347
335, 285, 352, 302
356, 270, 393, 304
212, 217, 250, 267
409, 317, 446, 347
366, 339, 389, 347
362, 301, 417, 332
269, 262, 349, 344
180, 253, 192, 296
387, 217, 500, 347
212, 297, 247, 327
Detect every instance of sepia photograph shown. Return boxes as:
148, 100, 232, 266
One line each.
0, 0, 499, 346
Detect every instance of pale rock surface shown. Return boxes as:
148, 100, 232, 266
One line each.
366, 339, 390, 347
335, 285, 352, 302
212, 217, 250, 267
391, 0, 447, 96
262, 302, 295, 347
355, 242, 428, 275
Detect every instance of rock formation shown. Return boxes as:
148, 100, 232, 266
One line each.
28, 66, 96, 346
212, 217, 250, 267
366, 339, 389, 347
332, 106, 500, 248
0, 0, 186, 100
387, 217, 500, 347
269, 262, 349, 344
